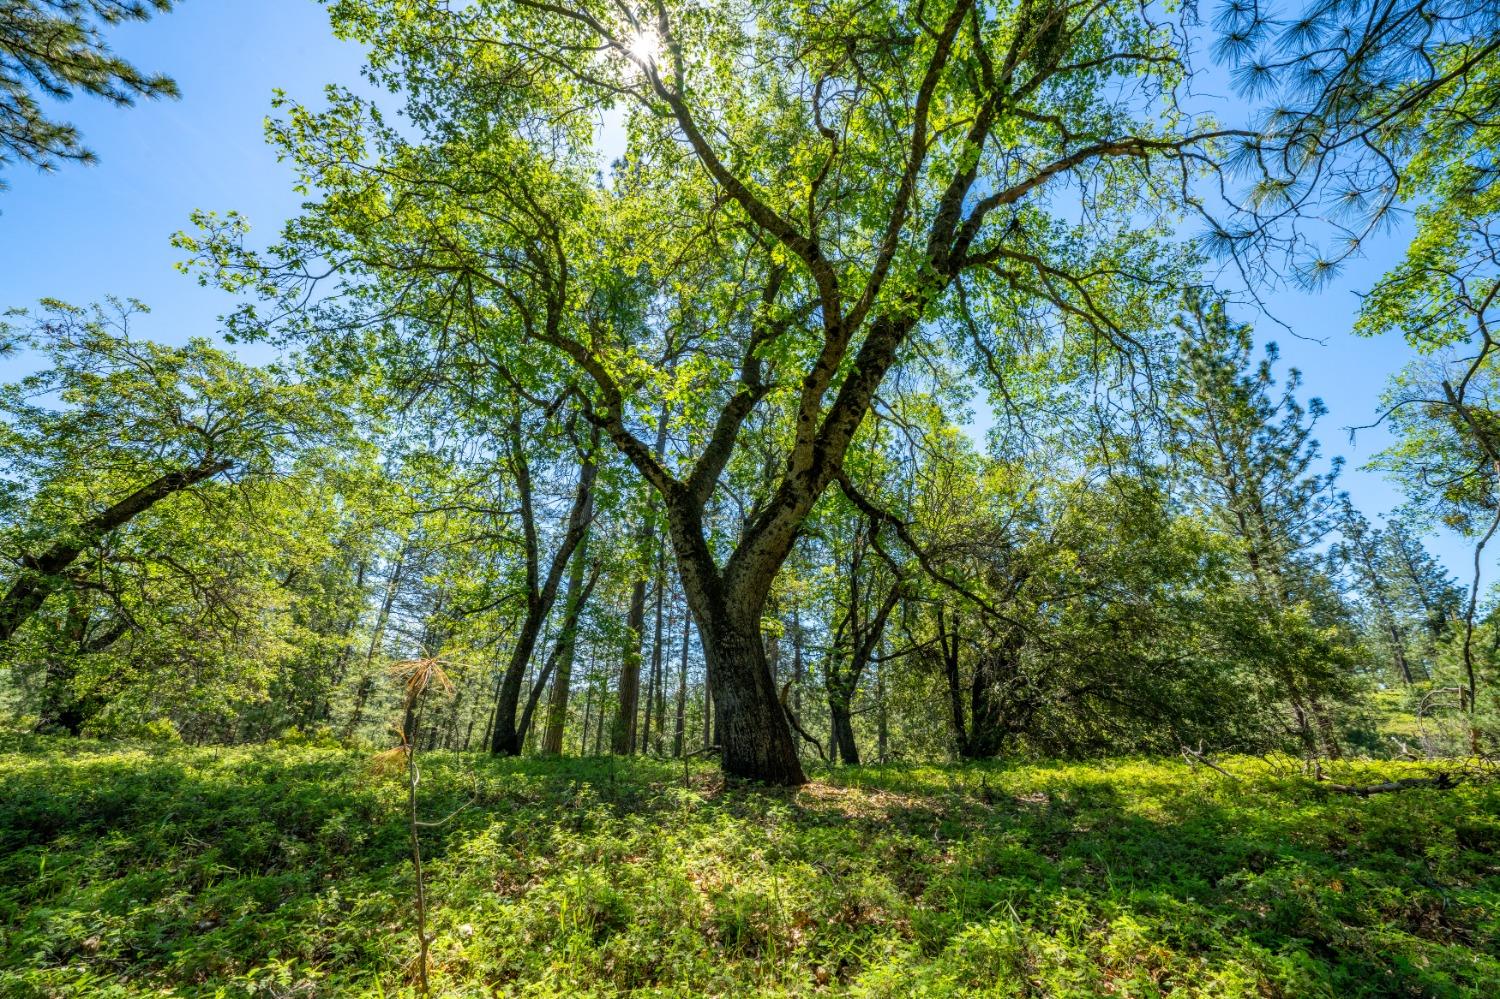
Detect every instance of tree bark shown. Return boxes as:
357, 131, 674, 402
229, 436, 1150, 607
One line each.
613, 576, 648, 754
525, 561, 596, 752
673, 548, 803, 780
578, 679, 593, 757
961, 627, 1021, 759
829, 699, 859, 766
939, 611, 967, 756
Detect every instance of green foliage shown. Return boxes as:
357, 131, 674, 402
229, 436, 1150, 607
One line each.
0, 300, 387, 738
0, 1, 179, 176
1, 738, 1496, 996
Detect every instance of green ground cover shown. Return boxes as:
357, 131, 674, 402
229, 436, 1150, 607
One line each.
1, 737, 1497, 997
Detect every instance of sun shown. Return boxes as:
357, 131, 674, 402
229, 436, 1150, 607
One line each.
626, 28, 661, 67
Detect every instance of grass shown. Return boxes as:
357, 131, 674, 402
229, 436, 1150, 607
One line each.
1, 736, 1497, 997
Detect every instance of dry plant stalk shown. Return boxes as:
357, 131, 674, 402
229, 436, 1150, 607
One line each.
381, 656, 457, 996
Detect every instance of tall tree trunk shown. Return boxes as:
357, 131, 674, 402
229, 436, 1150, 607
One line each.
791, 606, 805, 716
673, 600, 689, 757
541, 530, 593, 754
519, 563, 596, 752
940, 613, 966, 757
490, 431, 598, 756
591, 668, 607, 755
641, 549, 667, 753
579, 678, 593, 757
321, 555, 368, 722
489, 612, 548, 756
613, 409, 670, 755
829, 698, 859, 765
962, 628, 1020, 759
613, 576, 648, 754
341, 544, 407, 743
0, 458, 231, 642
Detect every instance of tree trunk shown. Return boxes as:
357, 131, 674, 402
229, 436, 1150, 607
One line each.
829, 699, 859, 766
541, 531, 592, 754
612, 408, 670, 755
489, 612, 547, 755
591, 668, 607, 754
791, 607, 805, 716
692, 600, 806, 783
613, 577, 647, 753
673, 602, 689, 757
35, 598, 93, 734
940, 615, 967, 756
490, 436, 598, 756
578, 680, 593, 757
643, 553, 667, 753
961, 628, 1020, 759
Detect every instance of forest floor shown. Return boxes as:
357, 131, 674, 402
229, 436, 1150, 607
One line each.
1, 736, 1497, 998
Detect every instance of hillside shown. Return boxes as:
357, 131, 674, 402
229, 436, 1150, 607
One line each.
2, 738, 1497, 997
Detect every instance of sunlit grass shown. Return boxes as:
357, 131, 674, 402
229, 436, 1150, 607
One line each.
1, 736, 1496, 996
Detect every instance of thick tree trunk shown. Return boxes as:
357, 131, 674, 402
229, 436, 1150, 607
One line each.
829, 699, 859, 766
961, 629, 1020, 759
661, 499, 805, 783
0, 458, 231, 643
691, 600, 806, 783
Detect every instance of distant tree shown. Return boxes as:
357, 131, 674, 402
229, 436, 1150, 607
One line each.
1168, 295, 1355, 756
0, 1, 179, 176
1332, 500, 1461, 687
0, 300, 351, 693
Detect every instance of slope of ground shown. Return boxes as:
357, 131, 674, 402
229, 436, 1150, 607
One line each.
1, 735, 1497, 997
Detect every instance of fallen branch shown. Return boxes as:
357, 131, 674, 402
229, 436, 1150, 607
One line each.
1317, 772, 1460, 796
1180, 742, 1238, 781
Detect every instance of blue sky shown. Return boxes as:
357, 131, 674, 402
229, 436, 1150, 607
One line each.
0, 0, 1474, 578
